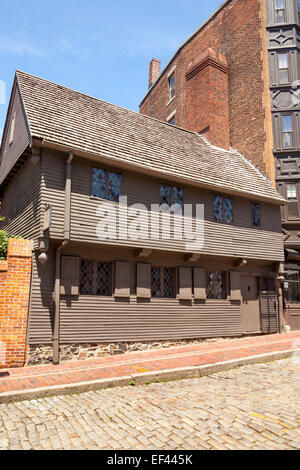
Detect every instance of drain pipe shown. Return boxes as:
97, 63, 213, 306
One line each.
53, 152, 74, 365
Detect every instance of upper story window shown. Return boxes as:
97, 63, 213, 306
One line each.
80, 260, 112, 296
252, 203, 261, 228
275, 0, 286, 23
213, 196, 233, 224
92, 168, 121, 202
278, 52, 289, 84
287, 183, 297, 199
151, 266, 175, 298
169, 74, 175, 101
282, 114, 294, 148
206, 272, 227, 300
160, 184, 183, 208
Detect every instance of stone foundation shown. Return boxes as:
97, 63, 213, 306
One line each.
26, 336, 240, 366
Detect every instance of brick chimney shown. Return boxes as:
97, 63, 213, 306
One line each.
149, 58, 161, 89
185, 48, 230, 150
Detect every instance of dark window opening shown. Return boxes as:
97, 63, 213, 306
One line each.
92, 168, 121, 202
80, 260, 112, 296
151, 266, 175, 298
206, 272, 227, 300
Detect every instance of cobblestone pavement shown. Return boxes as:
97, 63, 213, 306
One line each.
0, 358, 299, 450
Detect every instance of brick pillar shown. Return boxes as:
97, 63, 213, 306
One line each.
185, 47, 230, 150
0, 239, 32, 369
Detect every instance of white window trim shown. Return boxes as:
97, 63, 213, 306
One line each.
167, 110, 176, 124
167, 66, 176, 79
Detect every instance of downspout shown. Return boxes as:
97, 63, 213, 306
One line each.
53, 151, 74, 365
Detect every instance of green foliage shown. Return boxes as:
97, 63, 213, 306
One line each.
0, 217, 22, 260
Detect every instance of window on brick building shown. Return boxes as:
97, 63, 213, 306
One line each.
169, 74, 175, 100
275, 0, 286, 23
278, 53, 289, 84
151, 266, 176, 298
282, 114, 294, 148
213, 196, 233, 224
92, 168, 121, 202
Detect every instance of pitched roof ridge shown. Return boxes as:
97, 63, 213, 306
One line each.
16, 70, 197, 138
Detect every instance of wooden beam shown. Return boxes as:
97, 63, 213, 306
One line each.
234, 258, 247, 267
136, 248, 152, 258
186, 253, 201, 263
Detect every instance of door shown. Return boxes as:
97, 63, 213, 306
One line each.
241, 275, 261, 334
259, 278, 279, 334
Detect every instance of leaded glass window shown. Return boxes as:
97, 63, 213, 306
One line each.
151, 266, 175, 298
80, 260, 113, 296
80, 260, 94, 295
275, 0, 285, 23
252, 203, 261, 228
169, 74, 175, 100
96, 262, 112, 296
92, 168, 106, 199
282, 115, 294, 148
92, 168, 121, 202
160, 184, 183, 208
151, 267, 161, 298
206, 272, 227, 300
214, 196, 233, 224
224, 198, 233, 224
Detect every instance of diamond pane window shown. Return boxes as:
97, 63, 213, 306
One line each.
169, 74, 175, 100
151, 267, 161, 298
108, 172, 121, 202
206, 272, 226, 300
282, 115, 294, 148
96, 262, 112, 296
92, 168, 106, 199
278, 53, 289, 84
173, 186, 183, 207
163, 268, 175, 298
252, 203, 261, 228
80, 260, 94, 295
214, 196, 223, 222
224, 198, 233, 224
160, 184, 171, 206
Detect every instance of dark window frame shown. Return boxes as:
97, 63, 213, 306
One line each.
206, 271, 228, 300
213, 195, 234, 224
274, 0, 286, 23
169, 74, 175, 101
91, 167, 122, 202
281, 114, 295, 149
252, 203, 261, 228
151, 266, 176, 299
80, 259, 113, 296
159, 183, 184, 208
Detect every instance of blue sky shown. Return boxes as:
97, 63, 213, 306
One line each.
0, 0, 224, 141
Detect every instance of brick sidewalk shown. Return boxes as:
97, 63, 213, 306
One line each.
0, 332, 300, 397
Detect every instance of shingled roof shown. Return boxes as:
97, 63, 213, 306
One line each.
12, 70, 285, 204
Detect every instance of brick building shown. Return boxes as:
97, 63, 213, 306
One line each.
140, 0, 300, 318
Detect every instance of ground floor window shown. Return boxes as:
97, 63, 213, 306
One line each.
206, 272, 227, 299
284, 272, 300, 303
151, 267, 176, 298
80, 260, 112, 296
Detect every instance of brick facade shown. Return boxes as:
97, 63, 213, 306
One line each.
0, 239, 32, 368
140, 0, 275, 182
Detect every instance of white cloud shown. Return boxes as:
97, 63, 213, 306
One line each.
0, 35, 46, 56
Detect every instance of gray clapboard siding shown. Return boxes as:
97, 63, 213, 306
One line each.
0, 158, 42, 239
0, 82, 30, 185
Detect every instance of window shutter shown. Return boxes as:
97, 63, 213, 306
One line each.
230, 271, 241, 301
114, 261, 131, 298
179, 267, 192, 300
60, 256, 80, 296
193, 268, 206, 300
137, 263, 151, 299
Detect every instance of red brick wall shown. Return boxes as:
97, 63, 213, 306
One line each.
0, 239, 32, 369
140, 0, 273, 179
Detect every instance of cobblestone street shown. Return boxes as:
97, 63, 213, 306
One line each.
0, 357, 299, 450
